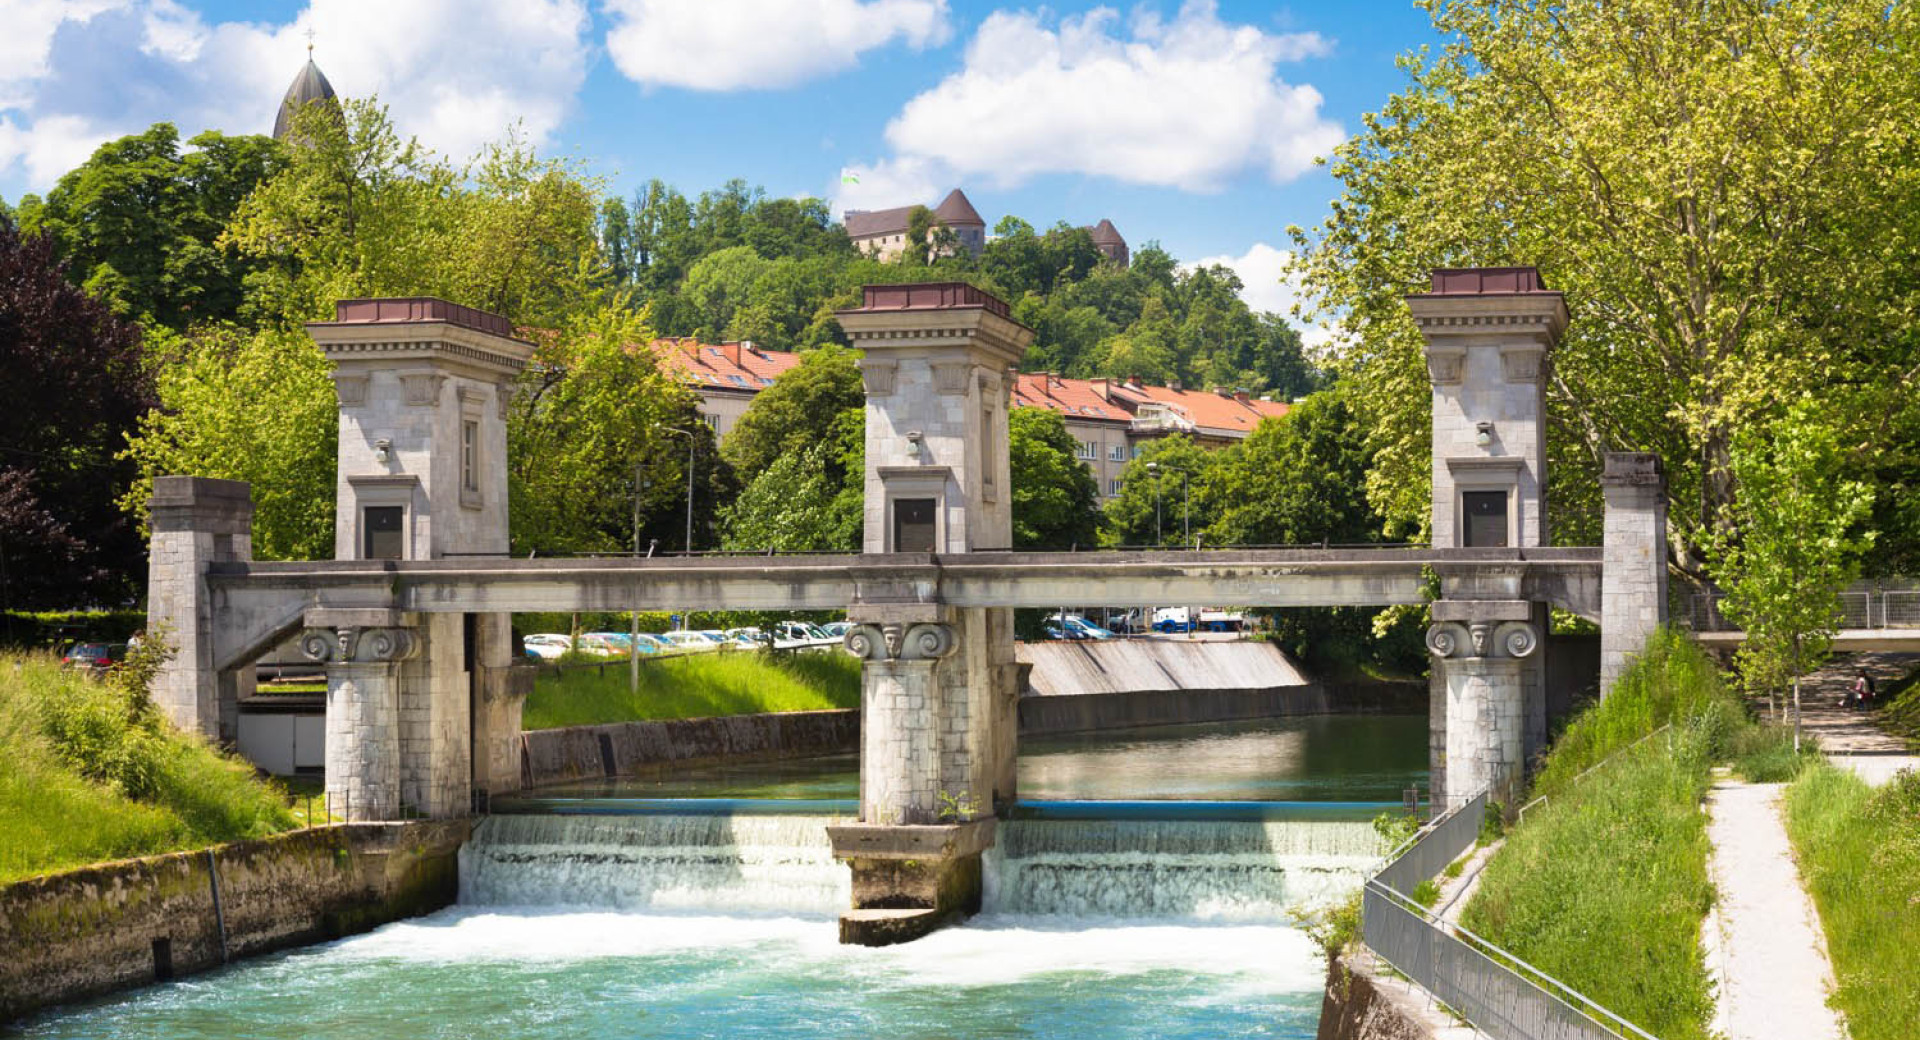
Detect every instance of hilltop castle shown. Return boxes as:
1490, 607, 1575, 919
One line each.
845, 188, 1128, 267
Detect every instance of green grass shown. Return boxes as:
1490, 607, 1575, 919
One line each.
0, 653, 297, 883
522, 650, 861, 729
1458, 632, 1730, 1040
1728, 722, 1818, 782
1874, 665, 1920, 747
1783, 764, 1920, 1039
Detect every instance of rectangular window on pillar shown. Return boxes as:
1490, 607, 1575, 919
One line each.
1463, 490, 1509, 547
461, 420, 477, 491
979, 399, 997, 502
893, 498, 937, 553
364, 506, 405, 559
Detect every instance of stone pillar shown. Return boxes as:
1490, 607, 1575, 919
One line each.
1601, 452, 1668, 695
147, 476, 254, 741
302, 617, 421, 821
1427, 616, 1541, 807
306, 299, 534, 812
829, 284, 1031, 945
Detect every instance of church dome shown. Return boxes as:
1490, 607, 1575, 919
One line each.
272, 57, 338, 140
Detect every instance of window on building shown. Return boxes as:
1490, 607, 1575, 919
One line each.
461, 420, 478, 492
893, 498, 936, 552
363, 506, 404, 560
1462, 490, 1509, 548
1109, 445, 1125, 461
700, 414, 719, 431
1109, 479, 1124, 496
1076, 440, 1096, 460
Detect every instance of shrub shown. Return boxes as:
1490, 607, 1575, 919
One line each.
1728, 723, 1816, 782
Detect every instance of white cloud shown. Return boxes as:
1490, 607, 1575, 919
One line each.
831, 155, 941, 217
0, 0, 591, 191
1189, 242, 1339, 349
0, 113, 114, 186
0, 0, 128, 107
872, 0, 1342, 191
604, 0, 951, 91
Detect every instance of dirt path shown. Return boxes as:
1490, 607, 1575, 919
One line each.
1704, 778, 1846, 1040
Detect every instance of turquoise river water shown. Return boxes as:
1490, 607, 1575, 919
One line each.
9, 715, 1426, 1040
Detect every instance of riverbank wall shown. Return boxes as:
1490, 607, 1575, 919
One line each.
0, 820, 468, 1024
521, 708, 860, 787
1315, 953, 1443, 1040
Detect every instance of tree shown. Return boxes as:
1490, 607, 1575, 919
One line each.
1101, 436, 1224, 546
1212, 393, 1375, 547
723, 408, 863, 553
0, 219, 153, 605
1290, 0, 1920, 562
507, 303, 734, 556
720, 346, 865, 479
1709, 400, 1875, 746
1007, 408, 1103, 549
19, 123, 283, 328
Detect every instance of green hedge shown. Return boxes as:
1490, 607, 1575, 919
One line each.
0, 610, 145, 650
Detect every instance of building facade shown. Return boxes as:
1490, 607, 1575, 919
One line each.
656, 338, 1290, 502
844, 189, 987, 260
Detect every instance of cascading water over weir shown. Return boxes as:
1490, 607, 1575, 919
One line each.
459, 812, 1386, 921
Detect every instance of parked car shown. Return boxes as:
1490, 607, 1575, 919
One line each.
1152, 607, 1193, 633
522, 633, 572, 660
658, 630, 718, 653
62, 642, 125, 671
1197, 609, 1248, 633
820, 621, 852, 640
1047, 614, 1115, 640
586, 632, 661, 656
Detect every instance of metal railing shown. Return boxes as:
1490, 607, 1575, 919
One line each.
1362, 788, 1658, 1040
1688, 579, 1920, 632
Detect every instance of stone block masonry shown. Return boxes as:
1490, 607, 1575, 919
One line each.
0, 821, 467, 1024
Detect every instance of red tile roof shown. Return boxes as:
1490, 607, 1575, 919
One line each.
1011, 373, 1133, 422
1107, 381, 1290, 436
648, 338, 801, 392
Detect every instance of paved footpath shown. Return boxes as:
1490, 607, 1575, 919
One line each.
1704, 779, 1846, 1040
1795, 651, 1919, 786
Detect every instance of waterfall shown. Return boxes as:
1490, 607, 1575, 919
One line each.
461, 814, 1385, 922
461, 814, 851, 915
984, 819, 1384, 920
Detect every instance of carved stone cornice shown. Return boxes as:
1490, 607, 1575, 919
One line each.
1426, 620, 1537, 660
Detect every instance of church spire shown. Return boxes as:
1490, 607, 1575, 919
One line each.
273, 37, 338, 141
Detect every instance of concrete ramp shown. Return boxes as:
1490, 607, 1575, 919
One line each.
1016, 639, 1310, 697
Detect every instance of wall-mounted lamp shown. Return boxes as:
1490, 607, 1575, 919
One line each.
1474, 422, 1494, 448
905, 430, 925, 460
374, 438, 392, 465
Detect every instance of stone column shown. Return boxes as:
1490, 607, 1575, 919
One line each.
1427, 617, 1541, 807
304, 619, 421, 821
147, 476, 254, 741
1601, 453, 1668, 696
830, 620, 996, 946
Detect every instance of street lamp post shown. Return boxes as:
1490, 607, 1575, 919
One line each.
661, 426, 697, 635
1147, 461, 1163, 544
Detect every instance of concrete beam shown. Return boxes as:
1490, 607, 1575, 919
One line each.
1694, 630, 1920, 653
203, 548, 1603, 617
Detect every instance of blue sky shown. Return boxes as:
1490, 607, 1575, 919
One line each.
0, 1, 1443, 331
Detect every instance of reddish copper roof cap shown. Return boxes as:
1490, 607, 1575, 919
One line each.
1428, 267, 1550, 295
848, 282, 1011, 320
326, 298, 517, 339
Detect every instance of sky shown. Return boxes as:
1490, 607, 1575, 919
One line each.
0, 0, 1444, 335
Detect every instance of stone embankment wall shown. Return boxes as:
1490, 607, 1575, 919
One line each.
522, 709, 860, 786
1017, 639, 1424, 735
1316, 953, 1442, 1040
0, 821, 468, 1024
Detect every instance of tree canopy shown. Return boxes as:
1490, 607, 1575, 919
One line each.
1291, 0, 1920, 575
0, 218, 153, 605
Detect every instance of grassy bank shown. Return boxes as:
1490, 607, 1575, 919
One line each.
522, 650, 861, 729
0, 653, 296, 883
1874, 664, 1920, 747
1459, 632, 1729, 1040
1783, 764, 1920, 1039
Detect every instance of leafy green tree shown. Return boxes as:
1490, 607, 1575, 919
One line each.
720, 346, 865, 479
0, 219, 154, 605
120, 326, 336, 561
1710, 400, 1876, 746
1102, 436, 1225, 546
508, 302, 733, 556
19, 123, 282, 328
723, 408, 863, 553
1007, 408, 1103, 549
1213, 393, 1375, 546
1290, 0, 1920, 563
